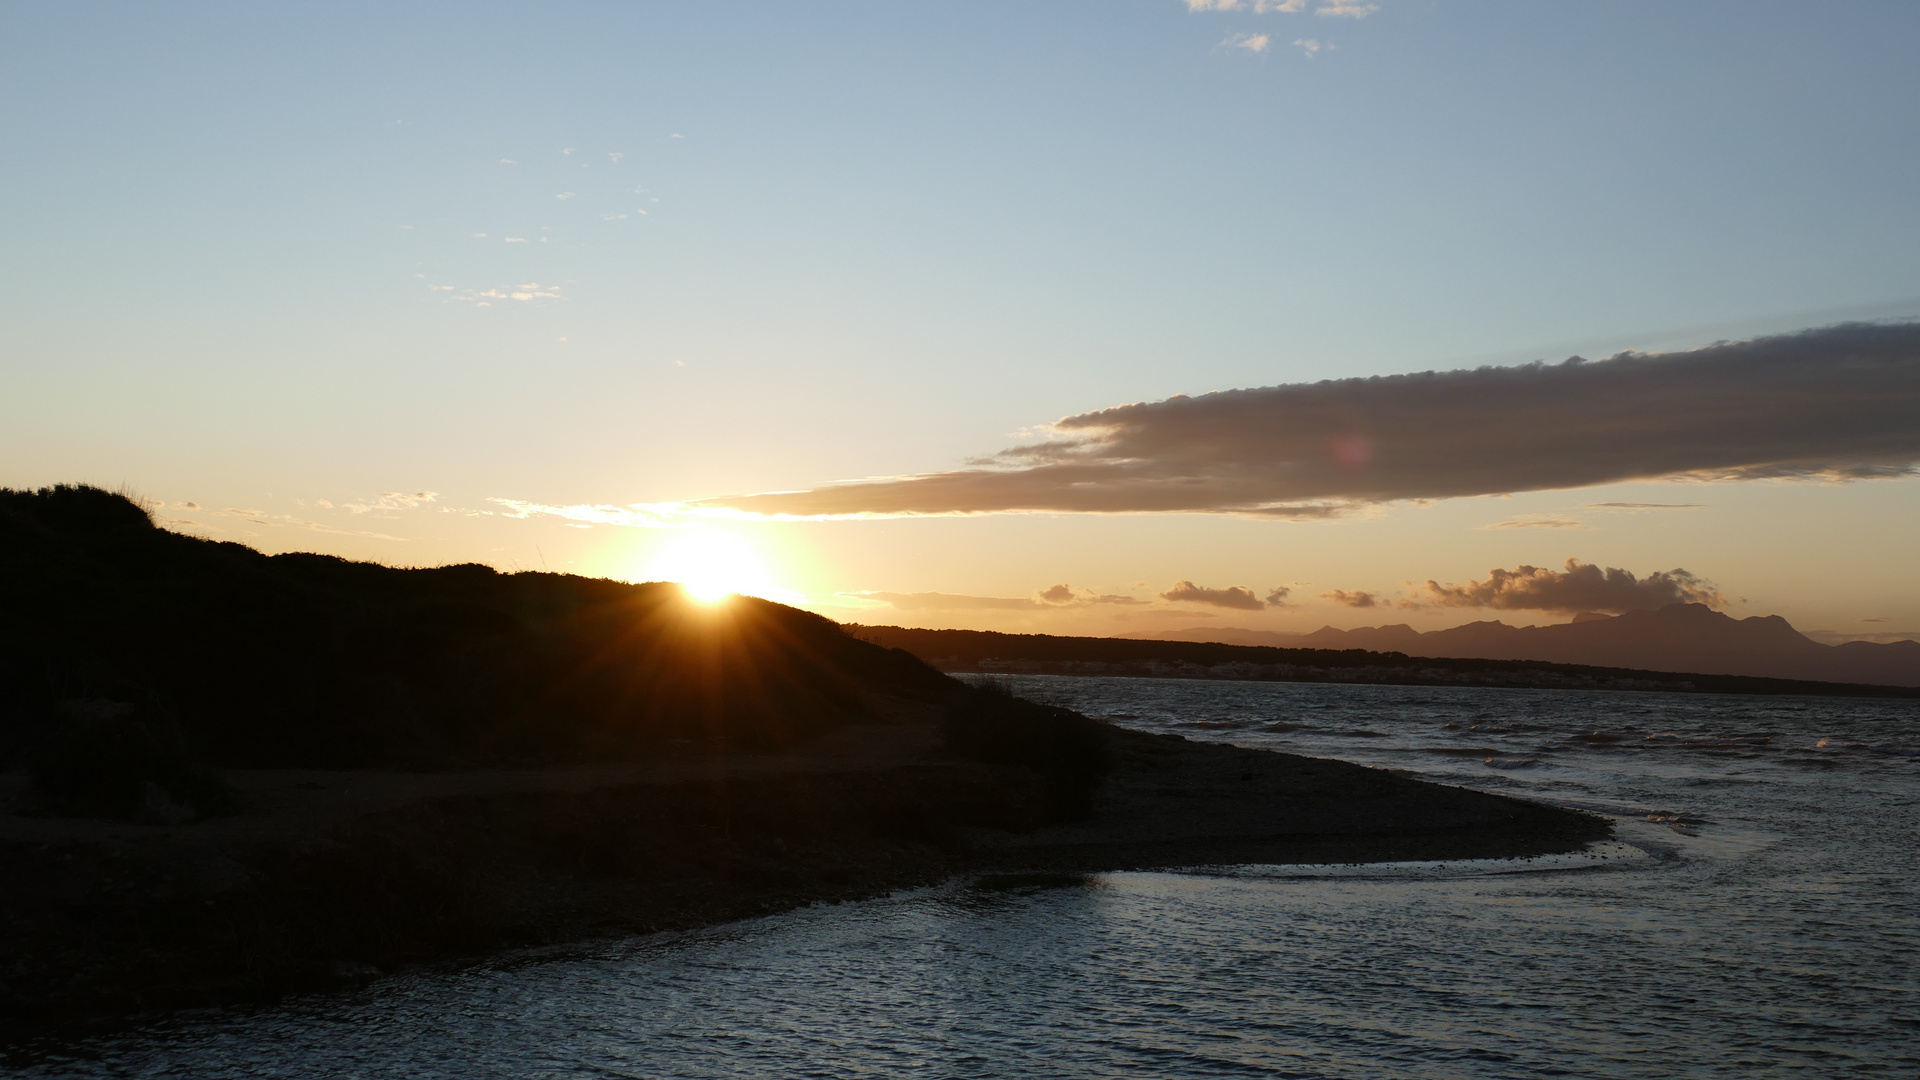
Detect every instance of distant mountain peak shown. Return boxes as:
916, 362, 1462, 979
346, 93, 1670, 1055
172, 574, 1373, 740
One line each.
1122, 602, 1918, 686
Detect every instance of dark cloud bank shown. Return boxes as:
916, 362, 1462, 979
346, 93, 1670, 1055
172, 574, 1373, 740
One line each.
702, 322, 1920, 518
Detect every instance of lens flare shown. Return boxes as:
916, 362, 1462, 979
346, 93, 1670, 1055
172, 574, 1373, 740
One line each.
638, 529, 778, 603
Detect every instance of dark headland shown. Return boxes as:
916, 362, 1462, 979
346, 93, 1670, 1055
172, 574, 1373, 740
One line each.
0, 486, 1607, 1034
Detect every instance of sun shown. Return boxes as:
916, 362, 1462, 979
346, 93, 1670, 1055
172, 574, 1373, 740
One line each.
638, 528, 779, 603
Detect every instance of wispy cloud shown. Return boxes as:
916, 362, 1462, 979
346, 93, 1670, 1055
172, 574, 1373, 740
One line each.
855, 585, 1157, 612
690, 323, 1920, 520
865, 592, 1045, 612
345, 491, 439, 515
1583, 501, 1706, 512
1293, 37, 1328, 57
1405, 558, 1722, 613
1184, 0, 1368, 15
1478, 515, 1595, 531
488, 498, 715, 528
1038, 584, 1151, 606
1221, 32, 1271, 52
208, 506, 407, 540
555, 192, 575, 200
1315, 0, 1376, 18
1186, 0, 1306, 11
445, 283, 563, 305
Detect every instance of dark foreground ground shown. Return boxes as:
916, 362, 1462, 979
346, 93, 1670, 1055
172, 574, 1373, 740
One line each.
0, 486, 1610, 1044
0, 711, 1609, 1041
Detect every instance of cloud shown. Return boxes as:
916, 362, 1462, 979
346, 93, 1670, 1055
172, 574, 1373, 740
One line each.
1185, 0, 1364, 13
500, 159, 518, 165
209, 506, 405, 540
1186, 0, 1305, 11
1293, 38, 1327, 56
345, 491, 439, 515
449, 283, 562, 304
1479, 515, 1595, 531
861, 585, 1151, 612
1583, 501, 1706, 511
1221, 32, 1271, 52
1034, 583, 1151, 606
489, 498, 695, 528
1322, 589, 1379, 608
608, 152, 623, 162
504, 237, 529, 243
1265, 586, 1295, 607
1315, 0, 1376, 17
556, 192, 575, 200
1406, 558, 1722, 613
691, 323, 1920, 520
1160, 580, 1265, 610
867, 592, 1043, 612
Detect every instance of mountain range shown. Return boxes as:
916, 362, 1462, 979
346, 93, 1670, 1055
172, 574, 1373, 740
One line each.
1121, 604, 1920, 688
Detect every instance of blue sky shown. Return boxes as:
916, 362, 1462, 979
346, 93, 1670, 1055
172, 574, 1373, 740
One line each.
4, 1, 1918, 638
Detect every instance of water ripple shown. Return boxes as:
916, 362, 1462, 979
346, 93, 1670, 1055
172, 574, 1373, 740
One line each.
12, 679, 1918, 1078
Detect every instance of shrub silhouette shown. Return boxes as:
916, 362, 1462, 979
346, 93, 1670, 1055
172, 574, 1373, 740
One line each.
30, 701, 237, 820
940, 680, 1110, 817
0, 485, 955, 778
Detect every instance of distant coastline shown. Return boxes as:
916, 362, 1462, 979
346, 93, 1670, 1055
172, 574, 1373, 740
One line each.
850, 624, 1920, 699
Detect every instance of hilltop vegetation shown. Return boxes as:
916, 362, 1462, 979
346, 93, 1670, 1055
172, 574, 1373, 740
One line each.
0, 485, 951, 789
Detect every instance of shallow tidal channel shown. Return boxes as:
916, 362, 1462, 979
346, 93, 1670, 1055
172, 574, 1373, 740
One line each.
11, 678, 1919, 1078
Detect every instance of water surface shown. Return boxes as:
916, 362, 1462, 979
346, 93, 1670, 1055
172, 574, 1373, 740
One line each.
14, 679, 1919, 1078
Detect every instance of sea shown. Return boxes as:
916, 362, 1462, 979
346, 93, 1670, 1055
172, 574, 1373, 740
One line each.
10, 676, 1919, 1078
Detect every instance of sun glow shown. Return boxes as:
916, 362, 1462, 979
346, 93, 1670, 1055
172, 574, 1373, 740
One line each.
637, 528, 782, 603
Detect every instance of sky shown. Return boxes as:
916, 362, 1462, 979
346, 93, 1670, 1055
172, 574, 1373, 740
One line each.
4, 1, 1918, 643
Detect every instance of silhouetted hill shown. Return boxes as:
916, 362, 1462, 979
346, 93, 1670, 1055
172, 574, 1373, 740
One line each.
852, 624, 1920, 698
1121, 605, 1920, 687
0, 485, 952, 779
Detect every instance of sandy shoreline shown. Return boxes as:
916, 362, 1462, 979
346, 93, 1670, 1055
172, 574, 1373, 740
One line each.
0, 720, 1611, 1041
